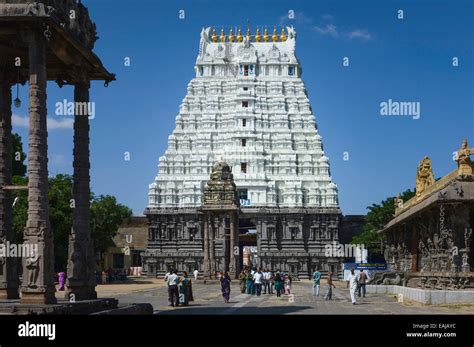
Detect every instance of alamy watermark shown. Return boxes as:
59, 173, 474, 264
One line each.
324, 241, 367, 258
0, 241, 38, 258
55, 99, 96, 119
380, 98, 420, 120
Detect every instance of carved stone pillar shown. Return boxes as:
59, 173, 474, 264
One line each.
21, 32, 56, 304
0, 80, 19, 299
65, 77, 97, 300
229, 212, 237, 278
209, 215, 216, 278
203, 214, 210, 278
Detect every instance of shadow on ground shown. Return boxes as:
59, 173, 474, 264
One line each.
155, 305, 313, 315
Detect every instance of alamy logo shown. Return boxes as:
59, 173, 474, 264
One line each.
18, 321, 56, 341
55, 99, 96, 119
324, 241, 366, 258
0, 241, 38, 258
380, 98, 420, 119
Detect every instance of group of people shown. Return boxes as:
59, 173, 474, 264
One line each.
164, 269, 194, 307
238, 267, 292, 298
312, 269, 337, 300
165, 266, 368, 306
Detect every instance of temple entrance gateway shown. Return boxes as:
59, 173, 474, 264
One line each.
142, 25, 343, 280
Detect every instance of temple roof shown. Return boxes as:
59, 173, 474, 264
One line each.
0, 0, 115, 83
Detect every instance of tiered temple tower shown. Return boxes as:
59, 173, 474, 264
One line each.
143, 26, 342, 278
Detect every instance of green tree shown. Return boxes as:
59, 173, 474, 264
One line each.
91, 195, 132, 255
12, 133, 27, 177
352, 189, 416, 256
11, 175, 132, 271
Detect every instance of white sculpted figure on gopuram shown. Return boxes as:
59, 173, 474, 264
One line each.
143, 26, 342, 279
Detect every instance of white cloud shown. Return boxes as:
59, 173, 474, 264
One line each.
347, 29, 371, 41
321, 14, 333, 21
279, 11, 313, 26
12, 114, 73, 130
313, 24, 339, 38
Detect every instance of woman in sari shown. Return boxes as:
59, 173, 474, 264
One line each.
220, 271, 231, 303
245, 271, 254, 294
239, 270, 247, 293
179, 272, 192, 306
274, 273, 283, 297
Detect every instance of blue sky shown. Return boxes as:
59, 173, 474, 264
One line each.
11, 0, 473, 215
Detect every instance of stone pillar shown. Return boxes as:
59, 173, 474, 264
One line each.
65, 77, 97, 301
0, 80, 19, 299
256, 220, 262, 267
229, 212, 237, 277
21, 32, 56, 304
209, 215, 216, 278
203, 214, 210, 278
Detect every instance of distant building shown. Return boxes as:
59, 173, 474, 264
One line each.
104, 216, 148, 276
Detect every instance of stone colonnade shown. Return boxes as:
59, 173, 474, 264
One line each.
0, 31, 96, 303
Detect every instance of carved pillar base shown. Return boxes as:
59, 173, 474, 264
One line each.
0, 288, 19, 300
21, 291, 56, 305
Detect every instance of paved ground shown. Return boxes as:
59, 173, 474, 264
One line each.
108, 279, 474, 315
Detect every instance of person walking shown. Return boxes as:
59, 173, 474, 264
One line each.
274, 273, 283, 297
193, 269, 199, 281
167, 269, 180, 307
358, 269, 367, 298
346, 268, 358, 305
267, 270, 274, 294
324, 271, 336, 300
220, 271, 231, 303
246, 271, 254, 294
312, 269, 321, 296
58, 272, 66, 291
239, 270, 247, 293
284, 274, 292, 295
253, 268, 263, 296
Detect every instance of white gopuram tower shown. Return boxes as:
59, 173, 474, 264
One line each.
144, 27, 342, 278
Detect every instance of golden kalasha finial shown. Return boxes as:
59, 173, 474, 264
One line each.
272, 26, 279, 42
228, 28, 235, 42
263, 27, 269, 42
220, 27, 226, 42
255, 28, 261, 42
246, 27, 252, 41
237, 27, 243, 42
211, 28, 218, 42
280, 27, 287, 42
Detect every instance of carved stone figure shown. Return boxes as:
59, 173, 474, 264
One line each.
415, 156, 435, 197
25, 254, 40, 288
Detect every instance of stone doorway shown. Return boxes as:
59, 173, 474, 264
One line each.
238, 218, 257, 269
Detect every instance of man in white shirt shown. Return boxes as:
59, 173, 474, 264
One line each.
193, 269, 199, 280
253, 268, 264, 296
167, 270, 180, 307
346, 268, 358, 305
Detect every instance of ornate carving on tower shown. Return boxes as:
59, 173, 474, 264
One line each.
203, 160, 238, 207
416, 156, 435, 198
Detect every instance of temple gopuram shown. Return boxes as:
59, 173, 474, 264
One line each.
143, 26, 342, 279
380, 139, 474, 290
